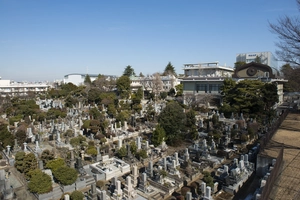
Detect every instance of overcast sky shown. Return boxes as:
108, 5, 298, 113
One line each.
0, 0, 298, 82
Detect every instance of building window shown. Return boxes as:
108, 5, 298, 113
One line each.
209, 84, 220, 92
196, 84, 207, 93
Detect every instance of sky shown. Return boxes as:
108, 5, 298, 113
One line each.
0, 0, 299, 82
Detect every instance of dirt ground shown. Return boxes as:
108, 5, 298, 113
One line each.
261, 113, 300, 200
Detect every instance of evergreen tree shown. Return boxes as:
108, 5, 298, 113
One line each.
116, 75, 131, 99
220, 79, 278, 120
40, 149, 55, 166
123, 65, 136, 76
15, 151, 26, 173
117, 146, 127, 158
175, 84, 183, 96
45, 158, 65, 171
84, 74, 92, 85
281, 63, 300, 92
0, 124, 14, 150
158, 101, 186, 145
185, 109, 198, 139
28, 169, 52, 194
70, 190, 84, 200
53, 166, 78, 186
151, 124, 166, 147
163, 62, 176, 76
23, 153, 37, 178
130, 141, 137, 155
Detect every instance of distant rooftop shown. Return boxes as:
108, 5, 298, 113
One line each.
183, 61, 233, 71
64, 73, 117, 78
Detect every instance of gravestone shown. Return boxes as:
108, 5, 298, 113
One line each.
148, 161, 153, 177
136, 137, 141, 150
201, 182, 206, 197
138, 173, 147, 192
132, 165, 138, 187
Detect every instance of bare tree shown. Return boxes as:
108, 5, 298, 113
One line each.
197, 94, 214, 108
184, 93, 196, 108
151, 73, 163, 101
93, 75, 116, 91
269, 0, 300, 65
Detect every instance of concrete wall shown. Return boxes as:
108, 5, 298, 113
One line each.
256, 155, 274, 177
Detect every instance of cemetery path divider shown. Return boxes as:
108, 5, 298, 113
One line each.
259, 146, 283, 200
258, 109, 288, 199
259, 109, 289, 151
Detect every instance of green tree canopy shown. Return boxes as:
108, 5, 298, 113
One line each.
70, 135, 87, 150
220, 79, 279, 121
89, 107, 101, 120
45, 157, 65, 171
65, 96, 79, 108
185, 109, 198, 139
158, 101, 186, 145
53, 166, 78, 186
87, 88, 101, 104
46, 108, 67, 120
41, 149, 55, 166
130, 141, 137, 155
280, 63, 300, 92
151, 124, 166, 147
123, 65, 136, 77
70, 190, 84, 200
159, 170, 167, 178
15, 151, 26, 172
116, 75, 131, 99
136, 149, 148, 160
99, 92, 117, 107
0, 123, 14, 150
86, 146, 97, 156
175, 84, 183, 96
84, 74, 92, 85
15, 125, 27, 145
202, 171, 214, 188
163, 62, 177, 76
23, 152, 37, 178
61, 83, 78, 93
28, 169, 52, 194
117, 146, 127, 158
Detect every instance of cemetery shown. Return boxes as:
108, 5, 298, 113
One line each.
0, 98, 273, 200
0, 69, 292, 200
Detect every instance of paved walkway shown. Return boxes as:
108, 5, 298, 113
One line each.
262, 113, 300, 200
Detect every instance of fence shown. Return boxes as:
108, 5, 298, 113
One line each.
259, 146, 284, 200
259, 109, 289, 151
257, 108, 289, 199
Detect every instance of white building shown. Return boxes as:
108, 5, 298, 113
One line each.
236, 52, 278, 70
181, 61, 234, 107
130, 74, 180, 92
0, 79, 51, 97
63, 73, 117, 86
87, 155, 131, 181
